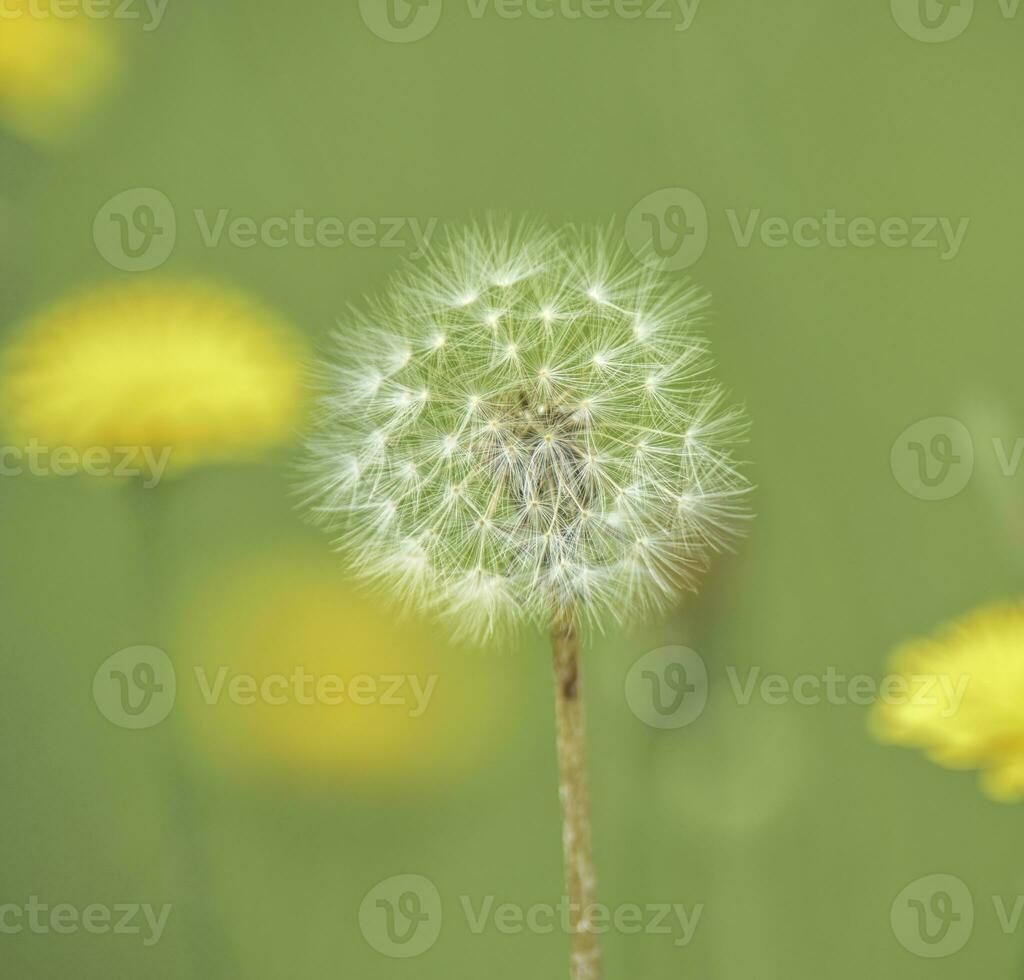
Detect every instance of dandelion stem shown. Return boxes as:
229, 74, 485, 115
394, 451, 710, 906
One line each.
129, 484, 235, 979
551, 612, 602, 980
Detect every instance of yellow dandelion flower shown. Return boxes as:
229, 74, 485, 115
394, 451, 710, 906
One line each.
871, 601, 1024, 802
0, 0, 118, 144
178, 550, 517, 791
0, 279, 305, 476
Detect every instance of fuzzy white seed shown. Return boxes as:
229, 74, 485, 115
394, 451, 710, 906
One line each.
304, 220, 750, 635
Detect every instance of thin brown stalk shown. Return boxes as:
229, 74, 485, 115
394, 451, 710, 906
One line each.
551, 611, 602, 980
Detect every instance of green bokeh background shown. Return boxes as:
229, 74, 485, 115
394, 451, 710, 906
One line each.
3, 1, 1024, 976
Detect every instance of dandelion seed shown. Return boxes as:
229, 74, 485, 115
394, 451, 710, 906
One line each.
305, 221, 748, 630
302, 219, 751, 980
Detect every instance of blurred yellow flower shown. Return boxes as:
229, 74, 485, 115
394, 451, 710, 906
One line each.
872, 602, 1024, 802
1, 279, 305, 475
0, 1, 118, 144
179, 550, 517, 791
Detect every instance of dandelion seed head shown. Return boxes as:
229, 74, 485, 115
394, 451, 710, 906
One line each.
304, 220, 750, 635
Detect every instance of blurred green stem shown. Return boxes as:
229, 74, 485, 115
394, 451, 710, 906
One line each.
130, 482, 235, 979
551, 612, 603, 980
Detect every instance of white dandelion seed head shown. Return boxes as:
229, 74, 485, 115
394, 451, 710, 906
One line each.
304, 219, 751, 636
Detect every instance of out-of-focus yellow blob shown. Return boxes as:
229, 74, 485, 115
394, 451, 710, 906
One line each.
0, 0, 118, 144
179, 550, 517, 791
0, 279, 305, 475
871, 601, 1024, 803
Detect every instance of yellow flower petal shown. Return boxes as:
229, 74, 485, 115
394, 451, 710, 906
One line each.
0, 1, 118, 144
871, 601, 1024, 803
178, 549, 517, 792
1, 279, 306, 476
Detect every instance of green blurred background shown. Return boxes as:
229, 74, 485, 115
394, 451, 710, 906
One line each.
3, 0, 1024, 976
